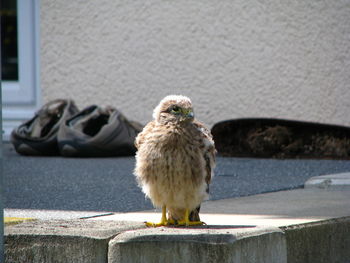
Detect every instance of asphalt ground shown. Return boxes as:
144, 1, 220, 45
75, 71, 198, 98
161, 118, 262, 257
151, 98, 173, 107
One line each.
3, 143, 350, 212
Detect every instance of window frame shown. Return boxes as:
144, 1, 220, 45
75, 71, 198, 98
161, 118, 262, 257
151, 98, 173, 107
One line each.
2, 0, 40, 140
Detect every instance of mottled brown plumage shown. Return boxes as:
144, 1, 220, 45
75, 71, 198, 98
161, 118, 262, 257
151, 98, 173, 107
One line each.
134, 95, 215, 226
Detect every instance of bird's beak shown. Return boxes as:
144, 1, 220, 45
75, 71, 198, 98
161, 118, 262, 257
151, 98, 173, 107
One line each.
183, 109, 194, 119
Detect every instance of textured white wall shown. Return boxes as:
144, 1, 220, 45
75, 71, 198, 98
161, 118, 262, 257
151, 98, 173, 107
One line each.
40, 1, 350, 127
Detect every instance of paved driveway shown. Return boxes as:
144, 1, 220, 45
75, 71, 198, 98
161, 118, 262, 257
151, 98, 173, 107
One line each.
4, 143, 350, 212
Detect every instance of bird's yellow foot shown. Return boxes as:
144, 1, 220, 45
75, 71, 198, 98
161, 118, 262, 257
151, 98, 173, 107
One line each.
174, 209, 206, 226
145, 205, 168, 227
145, 221, 168, 227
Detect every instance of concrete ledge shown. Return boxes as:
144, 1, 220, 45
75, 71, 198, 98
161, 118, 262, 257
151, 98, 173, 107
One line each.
5, 187, 350, 263
108, 226, 287, 263
304, 172, 350, 189
5, 216, 350, 263
282, 217, 350, 263
4, 220, 144, 263
6, 235, 108, 263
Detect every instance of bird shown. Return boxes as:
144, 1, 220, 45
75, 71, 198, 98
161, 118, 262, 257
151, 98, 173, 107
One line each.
134, 95, 216, 226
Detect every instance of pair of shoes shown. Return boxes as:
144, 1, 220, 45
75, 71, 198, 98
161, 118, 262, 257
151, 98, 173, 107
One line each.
11, 99, 79, 156
11, 99, 143, 157
58, 105, 142, 157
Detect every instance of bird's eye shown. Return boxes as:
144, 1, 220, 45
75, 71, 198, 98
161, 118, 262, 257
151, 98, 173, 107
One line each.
171, 106, 181, 113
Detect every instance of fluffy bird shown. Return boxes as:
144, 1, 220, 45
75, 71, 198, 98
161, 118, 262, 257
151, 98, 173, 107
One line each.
134, 95, 216, 226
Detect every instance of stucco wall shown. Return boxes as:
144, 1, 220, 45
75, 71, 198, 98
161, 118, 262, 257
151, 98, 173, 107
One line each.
40, 1, 350, 128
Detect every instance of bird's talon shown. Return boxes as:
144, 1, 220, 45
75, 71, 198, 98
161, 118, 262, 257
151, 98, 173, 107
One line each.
188, 220, 205, 226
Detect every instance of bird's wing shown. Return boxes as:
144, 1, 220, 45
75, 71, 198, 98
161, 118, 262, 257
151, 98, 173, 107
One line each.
134, 120, 156, 149
188, 121, 216, 222
193, 120, 216, 187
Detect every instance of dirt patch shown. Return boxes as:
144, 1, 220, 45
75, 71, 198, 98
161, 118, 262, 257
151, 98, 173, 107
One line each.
211, 119, 350, 160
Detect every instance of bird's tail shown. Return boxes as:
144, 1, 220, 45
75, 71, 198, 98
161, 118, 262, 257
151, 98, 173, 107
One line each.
189, 206, 201, 221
